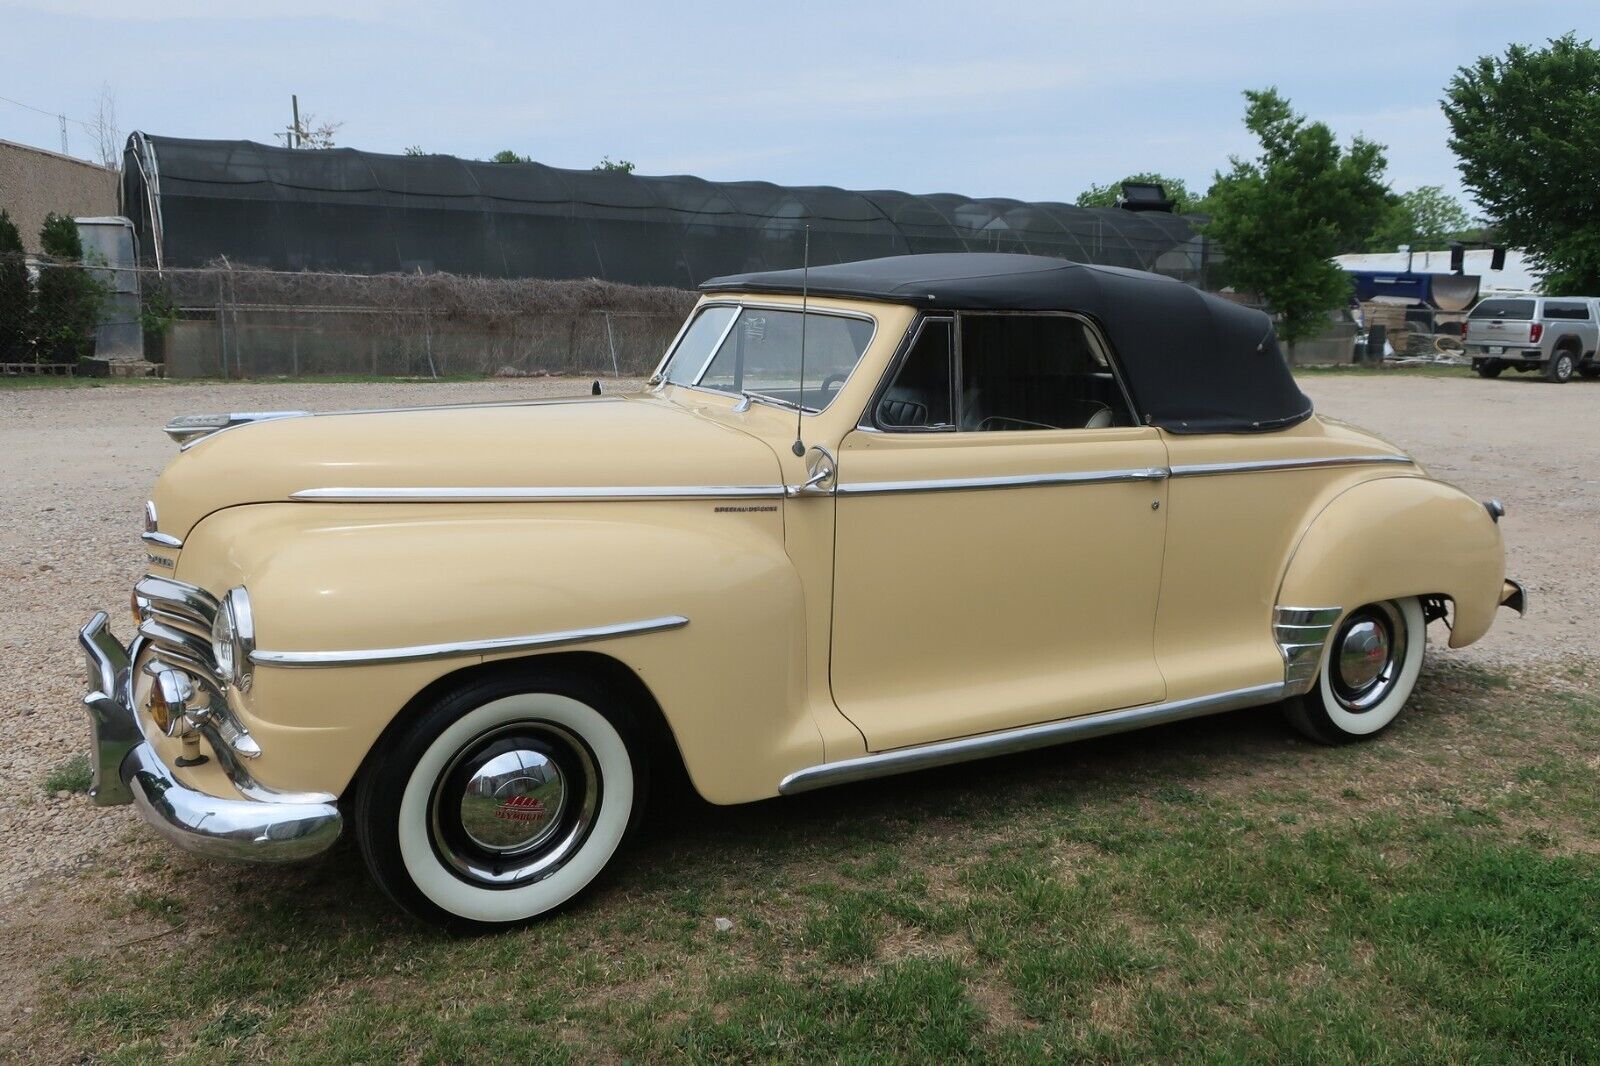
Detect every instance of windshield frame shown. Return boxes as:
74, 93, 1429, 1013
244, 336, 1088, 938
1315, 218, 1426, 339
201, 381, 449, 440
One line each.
653, 299, 879, 414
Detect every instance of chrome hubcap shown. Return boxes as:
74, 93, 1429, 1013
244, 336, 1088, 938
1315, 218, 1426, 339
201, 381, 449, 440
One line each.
459, 748, 568, 854
1329, 602, 1406, 713
430, 721, 600, 888
1337, 620, 1388, 692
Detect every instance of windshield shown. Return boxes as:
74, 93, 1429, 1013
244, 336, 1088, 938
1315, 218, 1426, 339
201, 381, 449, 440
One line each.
1469, 299, 1535, 320
660, 304, 875, 412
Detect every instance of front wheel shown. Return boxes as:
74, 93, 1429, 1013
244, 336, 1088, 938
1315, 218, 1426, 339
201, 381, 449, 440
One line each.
1284, 597, 1426, 745
354, 669, 645, 931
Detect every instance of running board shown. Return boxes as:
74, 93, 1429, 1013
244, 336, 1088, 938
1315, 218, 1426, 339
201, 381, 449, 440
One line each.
778, 682, 1289, 796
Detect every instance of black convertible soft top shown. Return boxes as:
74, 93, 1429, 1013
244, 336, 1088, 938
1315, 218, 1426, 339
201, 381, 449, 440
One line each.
701, 253, 1312, 434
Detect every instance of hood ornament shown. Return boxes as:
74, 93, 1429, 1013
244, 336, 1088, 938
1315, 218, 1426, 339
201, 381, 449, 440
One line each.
164, 410, 311, 447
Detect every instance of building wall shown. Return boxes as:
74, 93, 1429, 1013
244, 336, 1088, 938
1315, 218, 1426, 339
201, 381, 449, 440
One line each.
0, 139, 118, 253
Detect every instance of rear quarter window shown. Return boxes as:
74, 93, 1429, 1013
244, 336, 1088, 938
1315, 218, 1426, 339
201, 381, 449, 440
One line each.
1543, 301, 1591, 321
1469, 299, 1535, 320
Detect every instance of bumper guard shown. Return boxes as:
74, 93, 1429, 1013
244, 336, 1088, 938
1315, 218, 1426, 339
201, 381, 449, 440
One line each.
79, 612, 342, 863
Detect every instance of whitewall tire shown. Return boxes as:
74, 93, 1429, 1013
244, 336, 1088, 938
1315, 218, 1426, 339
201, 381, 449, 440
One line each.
355, 669, 645, 930
1285, 597, 1425, 744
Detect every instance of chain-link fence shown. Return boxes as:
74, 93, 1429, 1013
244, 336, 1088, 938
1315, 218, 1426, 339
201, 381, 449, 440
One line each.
0, 256, 699, 378
163, 264, 696, 378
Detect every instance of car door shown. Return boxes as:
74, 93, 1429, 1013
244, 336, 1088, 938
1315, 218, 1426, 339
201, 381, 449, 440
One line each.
829, 311, 1170, 752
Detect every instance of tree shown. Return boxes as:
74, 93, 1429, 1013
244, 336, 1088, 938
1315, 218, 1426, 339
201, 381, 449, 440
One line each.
1443, 33, 1600, 294
1203, 88, 1390, 349
1363, 185, 1474, 252
0, 210, 31, 361
593, 156, 635, 173
491, 149, 533, 164
403, 145, 427, 157
278, 113, 343, 149
1075, 172, 1205, 214
35, 213, 105, 363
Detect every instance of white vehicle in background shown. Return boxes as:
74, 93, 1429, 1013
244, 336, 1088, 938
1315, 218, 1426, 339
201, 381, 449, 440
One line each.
1465, 296, 1600, 383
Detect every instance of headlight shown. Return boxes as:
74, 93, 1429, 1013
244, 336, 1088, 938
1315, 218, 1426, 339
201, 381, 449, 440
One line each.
211, 586, 256, 691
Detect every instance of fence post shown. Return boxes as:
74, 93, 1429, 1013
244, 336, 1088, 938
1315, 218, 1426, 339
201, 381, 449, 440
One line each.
602, 310, 620, 377
216, 275, 226, 378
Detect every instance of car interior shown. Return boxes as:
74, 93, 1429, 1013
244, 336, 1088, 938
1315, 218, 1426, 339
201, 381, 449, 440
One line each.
875, 313, 1134, 431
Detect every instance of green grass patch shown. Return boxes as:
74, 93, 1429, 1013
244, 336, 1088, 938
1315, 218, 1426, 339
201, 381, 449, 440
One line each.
43, 754, 92, 794
12, 664, 1600, 1063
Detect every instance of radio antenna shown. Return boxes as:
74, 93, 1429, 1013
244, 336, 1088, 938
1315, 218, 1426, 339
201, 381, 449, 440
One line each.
791, 225, 811, 457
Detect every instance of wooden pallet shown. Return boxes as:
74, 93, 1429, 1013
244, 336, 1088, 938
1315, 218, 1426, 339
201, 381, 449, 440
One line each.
0, 362, 76, 376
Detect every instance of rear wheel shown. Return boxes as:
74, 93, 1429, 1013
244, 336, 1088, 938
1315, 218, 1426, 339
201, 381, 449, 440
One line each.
354, 668, 646, 931
1545, 348, 1576, 383
1475, 360, 1503, 378
1284, 597, 1425, 745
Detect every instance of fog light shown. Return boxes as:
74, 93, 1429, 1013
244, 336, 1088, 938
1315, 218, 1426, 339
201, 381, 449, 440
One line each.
152, 669, 195, 738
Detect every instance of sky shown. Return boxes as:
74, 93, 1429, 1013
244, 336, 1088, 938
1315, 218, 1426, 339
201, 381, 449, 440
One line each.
1, 0, 1594, 214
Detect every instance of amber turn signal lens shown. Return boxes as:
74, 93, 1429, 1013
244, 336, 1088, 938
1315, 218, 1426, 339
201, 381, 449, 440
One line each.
149, 685, 171, 734
130, 590, 142, 628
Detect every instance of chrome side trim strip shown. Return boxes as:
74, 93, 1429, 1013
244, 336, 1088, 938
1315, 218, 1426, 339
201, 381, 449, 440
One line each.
289, 485, 786, 503
251, 614, 690, 668
287, 457, 1408, 503
836, 467, 1170, 497
1274, 605, 1342, 695
141, 531, 183, 549
1169, 455, 1413, 478
778, 682, 1287, 795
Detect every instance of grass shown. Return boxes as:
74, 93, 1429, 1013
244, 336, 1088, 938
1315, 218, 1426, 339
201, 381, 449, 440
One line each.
10, 661, 1598, 1063
43, 754, 93, 794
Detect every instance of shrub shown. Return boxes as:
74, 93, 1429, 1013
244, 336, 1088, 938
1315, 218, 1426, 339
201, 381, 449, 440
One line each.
35, 213, 106, 363
0, 210, 29, 362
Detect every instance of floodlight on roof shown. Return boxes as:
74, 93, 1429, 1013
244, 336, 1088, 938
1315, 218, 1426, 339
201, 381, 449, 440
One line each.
1118, 182, 1175, 213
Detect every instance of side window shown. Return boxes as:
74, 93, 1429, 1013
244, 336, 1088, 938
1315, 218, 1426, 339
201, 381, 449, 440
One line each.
957, 314, 1134, 432
1543, 301, 1590, 321
875, 318, 954, 430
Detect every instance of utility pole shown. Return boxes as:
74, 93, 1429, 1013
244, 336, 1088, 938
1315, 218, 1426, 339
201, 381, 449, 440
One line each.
291, 95, 301, 149
59, 114, 68, 154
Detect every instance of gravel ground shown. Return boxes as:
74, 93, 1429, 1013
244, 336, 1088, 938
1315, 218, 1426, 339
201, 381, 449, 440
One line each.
0, 372, 1592, 895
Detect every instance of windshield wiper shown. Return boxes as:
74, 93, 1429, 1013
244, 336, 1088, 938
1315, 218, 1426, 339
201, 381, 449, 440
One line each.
737, 390, 815, 415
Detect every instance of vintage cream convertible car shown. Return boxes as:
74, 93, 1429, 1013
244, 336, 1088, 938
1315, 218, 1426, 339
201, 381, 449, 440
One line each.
80, 254, 1524, 928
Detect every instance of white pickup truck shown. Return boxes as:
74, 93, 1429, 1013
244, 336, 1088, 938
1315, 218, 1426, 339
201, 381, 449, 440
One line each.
1465, 295, 1600, 383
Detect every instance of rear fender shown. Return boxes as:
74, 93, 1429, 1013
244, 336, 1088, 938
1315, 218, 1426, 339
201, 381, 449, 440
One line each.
1278, 477, 1505, 649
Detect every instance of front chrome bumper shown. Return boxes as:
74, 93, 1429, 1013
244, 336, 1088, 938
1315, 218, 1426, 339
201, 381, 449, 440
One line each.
78, 611, 342, 863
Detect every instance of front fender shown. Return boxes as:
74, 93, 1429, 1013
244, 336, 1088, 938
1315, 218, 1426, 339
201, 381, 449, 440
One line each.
1277, 477, 1505, 648
174, 501, 814, 803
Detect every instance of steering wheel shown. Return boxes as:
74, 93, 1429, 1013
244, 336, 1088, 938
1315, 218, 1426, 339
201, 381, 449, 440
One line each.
820, 372, 848, 393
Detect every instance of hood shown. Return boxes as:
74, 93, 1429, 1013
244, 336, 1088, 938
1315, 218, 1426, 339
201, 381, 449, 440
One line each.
150, 395, 785, 539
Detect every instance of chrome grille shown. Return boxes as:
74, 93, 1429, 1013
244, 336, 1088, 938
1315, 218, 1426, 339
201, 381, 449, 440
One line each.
131, 576, 261, 759
134, 576, 222, 680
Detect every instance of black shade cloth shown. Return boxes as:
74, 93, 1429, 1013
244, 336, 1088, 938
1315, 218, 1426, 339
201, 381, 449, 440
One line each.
121, 135, 1215, 288
702, 254, 1311, 434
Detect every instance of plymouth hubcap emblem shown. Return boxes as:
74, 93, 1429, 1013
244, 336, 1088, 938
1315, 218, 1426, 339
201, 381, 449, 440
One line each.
459, 748, 567, 854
